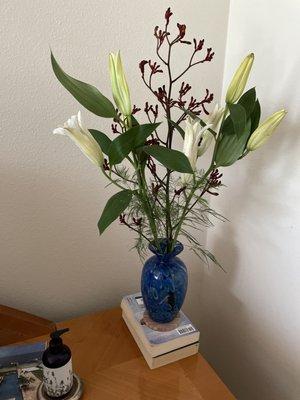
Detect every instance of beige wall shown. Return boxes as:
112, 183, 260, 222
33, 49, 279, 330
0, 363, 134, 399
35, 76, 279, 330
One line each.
0, 0, 229, 321
198, 1, 300, 399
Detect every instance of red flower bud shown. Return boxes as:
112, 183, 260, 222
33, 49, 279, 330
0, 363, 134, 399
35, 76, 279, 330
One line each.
165, 7, 173, 25
177, 23, 186, 39
139, 60, 148, 76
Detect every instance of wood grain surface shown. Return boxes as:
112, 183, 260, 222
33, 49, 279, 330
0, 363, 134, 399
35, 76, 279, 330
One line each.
0, 304, 56, 346
55, 308, 236, 400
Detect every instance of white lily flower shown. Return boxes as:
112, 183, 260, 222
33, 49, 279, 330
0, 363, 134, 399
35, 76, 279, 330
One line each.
109, 51, 132, 117
207, 103, 225, 131
181, 117, 212, 185
197, 130, 214, 157
53, 111, 104, 167
197, 104, 224, 157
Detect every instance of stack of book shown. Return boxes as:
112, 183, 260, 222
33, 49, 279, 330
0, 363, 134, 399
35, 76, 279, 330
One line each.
121, 293, 200, 369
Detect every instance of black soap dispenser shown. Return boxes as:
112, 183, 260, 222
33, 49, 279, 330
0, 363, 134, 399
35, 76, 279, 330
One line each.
42, 328, 73, 397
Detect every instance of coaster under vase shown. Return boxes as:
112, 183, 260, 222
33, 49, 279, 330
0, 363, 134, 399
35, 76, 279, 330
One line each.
142, 311, 181, 332
37, 374, 83, 400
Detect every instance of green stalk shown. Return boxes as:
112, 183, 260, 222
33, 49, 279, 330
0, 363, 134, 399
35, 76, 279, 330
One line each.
133, 154, 159, 247
128, 116, 159, 247
171, 106, 229, 248
102, 169, 128, 191
109, 115, 159, 248
164, 40, 174, 252
171, 164, 214, 248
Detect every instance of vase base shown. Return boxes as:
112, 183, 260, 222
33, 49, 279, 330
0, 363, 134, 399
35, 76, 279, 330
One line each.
142, 311, 181, 332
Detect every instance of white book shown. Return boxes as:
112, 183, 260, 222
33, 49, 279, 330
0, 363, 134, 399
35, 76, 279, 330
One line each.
121, 293, 200, 357
122, 312, 199, 369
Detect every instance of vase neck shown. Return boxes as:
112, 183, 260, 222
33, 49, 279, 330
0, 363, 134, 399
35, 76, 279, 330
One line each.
149, 239, 183, 259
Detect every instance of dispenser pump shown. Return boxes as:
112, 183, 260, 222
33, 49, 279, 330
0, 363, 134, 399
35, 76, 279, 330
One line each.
49, 328, 69, 349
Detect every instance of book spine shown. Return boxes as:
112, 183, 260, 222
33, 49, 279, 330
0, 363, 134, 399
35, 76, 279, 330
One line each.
121, 299, 155, 352
122, 312, 154, 369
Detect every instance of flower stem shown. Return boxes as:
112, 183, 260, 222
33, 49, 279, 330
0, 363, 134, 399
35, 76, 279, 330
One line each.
171, 164, 215, 249
133, 154, 159, 247
102, 169, 128, 191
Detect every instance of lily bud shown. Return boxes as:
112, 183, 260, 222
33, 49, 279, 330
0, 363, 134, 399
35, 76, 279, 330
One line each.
53, 111, 104, 167
109, 51, 132, 116
181, 117, 212, 185
225, 53, 254, 104
247, 109, 287, 151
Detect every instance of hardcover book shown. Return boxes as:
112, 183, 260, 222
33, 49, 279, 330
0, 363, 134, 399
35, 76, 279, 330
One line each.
121, 293, 200, 358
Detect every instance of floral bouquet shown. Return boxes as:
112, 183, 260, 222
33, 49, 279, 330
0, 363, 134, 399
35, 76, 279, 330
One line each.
51, 8, 286, 323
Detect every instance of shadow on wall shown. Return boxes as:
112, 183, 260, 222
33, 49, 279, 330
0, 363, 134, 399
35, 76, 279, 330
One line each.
196, 109, 300, 400
199, 228, 298, 400
0, 165, 140, 321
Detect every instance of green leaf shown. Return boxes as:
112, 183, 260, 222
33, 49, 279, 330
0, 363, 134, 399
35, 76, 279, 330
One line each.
89, 129, 112, 155
250, 99, 261, 133
109, 123, 160, 165
228, 104, 247, 138
98, 190, 132, 234
201, 249, 225, 272
220, 115, 235, 137
131, 115, 140, 127
51, 52, 116, 118
238, 87, 256, 117
215, 120, 251, 166
143, 145, 193, 173
168, 119, 185, 139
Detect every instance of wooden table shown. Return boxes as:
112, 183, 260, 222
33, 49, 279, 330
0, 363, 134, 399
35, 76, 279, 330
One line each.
0, 304, 55, 346
48, 308, 235, 400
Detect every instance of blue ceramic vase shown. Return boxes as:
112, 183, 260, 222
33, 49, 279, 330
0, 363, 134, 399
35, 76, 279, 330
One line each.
141, 240, 188, 323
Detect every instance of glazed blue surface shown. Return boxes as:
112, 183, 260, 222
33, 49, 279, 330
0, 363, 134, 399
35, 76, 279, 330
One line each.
141, 240, 188, 323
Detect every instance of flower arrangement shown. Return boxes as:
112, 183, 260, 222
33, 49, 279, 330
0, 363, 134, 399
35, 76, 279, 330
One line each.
51, 8, 286, 265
